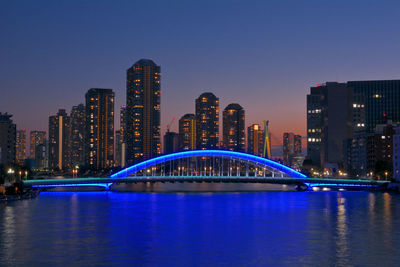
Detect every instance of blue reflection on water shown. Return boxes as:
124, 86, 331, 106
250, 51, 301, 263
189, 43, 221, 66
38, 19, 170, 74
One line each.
0, 191, 399, 266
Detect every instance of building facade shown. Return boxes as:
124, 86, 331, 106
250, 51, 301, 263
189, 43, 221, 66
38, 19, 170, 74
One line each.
223, 103, 245, 152
283, 132, 302, 168
393, 126, 400, 181
126, 59, 161, 164
306, 82, 354, 169
0, 113, 16, 166
30, 131, 46, 159
366, 122, 396, 179
85, 88, 115, 169
247, 124, 264, 157
16, 129, 26, 165
70, 104, 86, 169
195, 92, 219, 150
49, 109, 71, 170
115, 130, 122, 167
163, 131, 179, 154
179, 114, 196, 151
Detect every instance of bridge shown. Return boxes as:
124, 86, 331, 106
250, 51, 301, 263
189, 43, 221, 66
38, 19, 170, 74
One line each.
23, 150, 389, 191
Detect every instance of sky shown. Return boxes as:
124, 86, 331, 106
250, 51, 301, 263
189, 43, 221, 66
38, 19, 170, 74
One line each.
2, 0, 400, 151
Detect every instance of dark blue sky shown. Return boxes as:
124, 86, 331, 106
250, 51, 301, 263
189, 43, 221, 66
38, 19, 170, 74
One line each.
2, 0, 400, 145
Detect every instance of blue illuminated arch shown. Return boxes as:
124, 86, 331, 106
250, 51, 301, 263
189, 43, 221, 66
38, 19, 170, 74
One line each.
111, 150, 307, 179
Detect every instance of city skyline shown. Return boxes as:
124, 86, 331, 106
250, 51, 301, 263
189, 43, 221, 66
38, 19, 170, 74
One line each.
3, 1, 400, 146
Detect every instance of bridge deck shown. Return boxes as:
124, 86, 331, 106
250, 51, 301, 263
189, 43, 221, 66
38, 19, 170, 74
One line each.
23, 176, 389, 190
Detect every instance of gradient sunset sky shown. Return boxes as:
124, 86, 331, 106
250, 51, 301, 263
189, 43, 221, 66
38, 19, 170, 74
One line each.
2, 0, 400, 148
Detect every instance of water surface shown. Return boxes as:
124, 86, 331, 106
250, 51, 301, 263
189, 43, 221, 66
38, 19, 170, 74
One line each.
0, 190, 399, 266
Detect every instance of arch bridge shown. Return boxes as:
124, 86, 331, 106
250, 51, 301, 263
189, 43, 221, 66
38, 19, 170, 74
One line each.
24, 150, 389, 191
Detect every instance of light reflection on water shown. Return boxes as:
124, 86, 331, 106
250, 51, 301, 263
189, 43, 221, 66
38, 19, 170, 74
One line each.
0, 189, 399, 266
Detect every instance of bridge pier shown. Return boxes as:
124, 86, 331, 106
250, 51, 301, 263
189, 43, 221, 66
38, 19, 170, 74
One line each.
295, 183, 310, 191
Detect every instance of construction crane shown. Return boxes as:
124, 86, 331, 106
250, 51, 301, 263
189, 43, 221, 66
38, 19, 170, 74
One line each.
166, 117, 176, 132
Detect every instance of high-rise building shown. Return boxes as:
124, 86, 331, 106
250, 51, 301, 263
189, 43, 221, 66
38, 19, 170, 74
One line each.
306, 82, 354, 168
283, 133, 302, 168
247, 124, 264, 157
223, 103, 245, 152
195, 92, 219, 150
179, 114, 196, 151
126, 59, 161, 164
49, 109, 71, 170
120, 106, 126, 143
366, 122, 396, 177
16, 129, 26, 165
348, 80, 400, 134
35, 143, 47, 170
283, 133, 295, 165
30, 131, 46, 159
163, 131, 179, 154
70, 104, 86, 169
308, 80, 400, 176
0, 113, 16, 166
115, 130, 122, 167
393, 126, 400, 181
85, 88, 115, 169
118, 106, 127, 167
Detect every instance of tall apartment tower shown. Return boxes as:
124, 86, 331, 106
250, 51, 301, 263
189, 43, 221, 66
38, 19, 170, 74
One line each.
247, 124, 264, 157
195, 92, 219, 150
179, 114, 196, 151
126, 59, 161, 164
16, 129, 27, 165
119, 106, 127, 167
120, 106, 127, 143
0, 113, 16, 166
49, 109, 71, 170
30, 131, 46, 159
85, 88, 115, 169
223, 103, 245, 152
70, 104, 86, 168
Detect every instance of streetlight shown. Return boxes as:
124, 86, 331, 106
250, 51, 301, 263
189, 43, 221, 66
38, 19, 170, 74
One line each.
385, 171, 389, 181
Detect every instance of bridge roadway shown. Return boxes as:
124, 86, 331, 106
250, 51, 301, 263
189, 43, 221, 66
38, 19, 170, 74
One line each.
23, 176, 390, 191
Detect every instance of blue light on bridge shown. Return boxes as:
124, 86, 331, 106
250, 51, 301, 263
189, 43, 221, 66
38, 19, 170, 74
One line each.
305, 183, 379, 188
110, 150, 307, 179
31, 183, 114, 189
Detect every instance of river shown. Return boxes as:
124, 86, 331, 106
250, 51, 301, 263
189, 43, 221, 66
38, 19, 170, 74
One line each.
0, 187, 399, 266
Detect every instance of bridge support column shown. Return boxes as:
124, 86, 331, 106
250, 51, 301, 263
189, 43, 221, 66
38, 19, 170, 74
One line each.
104, 183, 113, 191
295, 183, 310, 191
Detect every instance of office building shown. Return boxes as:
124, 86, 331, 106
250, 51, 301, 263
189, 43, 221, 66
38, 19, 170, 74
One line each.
85, 88, 115, 169
179, 114, 196, 151
196, 92, 219, 150
306, 82, 354, 168
126, 59, 161, 164
348, 80, 400, 134
366, 122, 396, 178
223, 103, 245, 152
